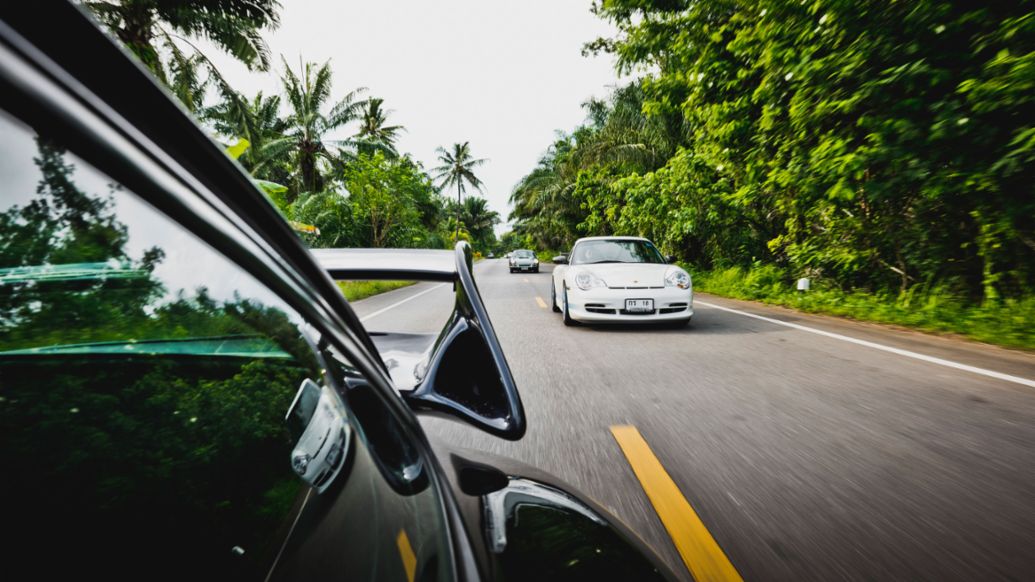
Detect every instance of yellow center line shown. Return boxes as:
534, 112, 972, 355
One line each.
396, 530, 416, 582
535, 296, 548, 309
610, 425, 744, 582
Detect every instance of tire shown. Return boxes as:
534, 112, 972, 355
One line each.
562, 288, 577, 326
551, 282, 561, 312
533, 266, 539, 273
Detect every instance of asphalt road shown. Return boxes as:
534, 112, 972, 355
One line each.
350, 259, 1035, 581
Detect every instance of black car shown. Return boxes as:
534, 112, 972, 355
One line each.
0, 4, 676, 581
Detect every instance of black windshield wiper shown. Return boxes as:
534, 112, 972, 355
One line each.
582, 260, 629, 264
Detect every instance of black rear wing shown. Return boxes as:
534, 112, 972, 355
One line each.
311, 242, 525, 440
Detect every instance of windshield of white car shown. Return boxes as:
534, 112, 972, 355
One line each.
513, 250, 535, 258
571, 240, 665, 265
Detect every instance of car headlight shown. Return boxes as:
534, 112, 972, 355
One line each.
665, 267, 691, 290
574, 270, 606, 290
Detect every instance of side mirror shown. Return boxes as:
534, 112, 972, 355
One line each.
406, 243, 525, 440
312, 243, 525, 440
665, 255, 676, 263
552, 255, 568, 264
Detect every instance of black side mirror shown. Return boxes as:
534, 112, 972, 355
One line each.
552, 255, 568, 264
406, 243, 525, 439
665, 255, 676, 263
312, 243, 525, 440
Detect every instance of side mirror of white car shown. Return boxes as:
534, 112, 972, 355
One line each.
552, 255, 568, 264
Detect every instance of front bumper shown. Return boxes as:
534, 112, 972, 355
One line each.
510, 262, 538, 270
567, 286, 693, 322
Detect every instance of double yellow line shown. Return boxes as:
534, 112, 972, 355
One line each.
611, 425, 744, 582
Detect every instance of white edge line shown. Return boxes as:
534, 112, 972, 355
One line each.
359, 283, 449, 322
696, 300, 1035, 388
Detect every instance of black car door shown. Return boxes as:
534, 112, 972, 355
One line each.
0, 33, 456, 582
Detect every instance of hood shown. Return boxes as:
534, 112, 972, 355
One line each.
575, 263, 669, 288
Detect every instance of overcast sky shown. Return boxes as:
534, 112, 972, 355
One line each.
206, 0, 623, 233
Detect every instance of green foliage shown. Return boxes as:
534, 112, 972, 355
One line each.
513, 0, 1035, 341
84, 0, 280, 81
695, 266, 1035, 350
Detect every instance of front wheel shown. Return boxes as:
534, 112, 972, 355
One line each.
533, 266, 539, 273
551, 281, 561, 312
562, 288, 577, 326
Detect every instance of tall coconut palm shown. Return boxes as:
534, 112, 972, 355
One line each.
83, 0, 280, 81
355, 98, 404, 159
432, 142, 487, 239
280, 58, 367, 197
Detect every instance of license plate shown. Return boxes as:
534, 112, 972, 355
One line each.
625, 299, 654, 313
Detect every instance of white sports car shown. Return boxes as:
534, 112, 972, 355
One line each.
550, 236, 693, 326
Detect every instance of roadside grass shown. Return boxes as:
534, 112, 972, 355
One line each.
336, 280, 416, 302
691, 265, 1035, 350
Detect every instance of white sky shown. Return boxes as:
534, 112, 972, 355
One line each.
205, 0, 623, 233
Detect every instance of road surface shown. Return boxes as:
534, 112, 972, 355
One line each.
350, 259, 1035, 581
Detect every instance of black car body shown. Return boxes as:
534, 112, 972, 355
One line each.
0, 3, 677, 581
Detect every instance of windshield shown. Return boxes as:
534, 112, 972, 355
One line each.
514, 250, 535, 258
570, 240, 664, 265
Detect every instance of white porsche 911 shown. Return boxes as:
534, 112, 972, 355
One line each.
550, 236, 693, 327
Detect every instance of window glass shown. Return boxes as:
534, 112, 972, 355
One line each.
571, 240, 665, 265
0, 110, 449, 579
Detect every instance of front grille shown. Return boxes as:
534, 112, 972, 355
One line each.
619, 309, 656, 316
585, 303, 617, 314
659, 303, 689, 314
608, 286, 663, 290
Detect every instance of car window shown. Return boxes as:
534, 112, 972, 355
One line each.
570, 240, 664, 265
0, 109, 450, 579
514, 250, 534, 258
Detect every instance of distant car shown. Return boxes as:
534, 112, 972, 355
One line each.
509, 249, 539, 273
487, 252, 495, 258
551, 237, 692, 327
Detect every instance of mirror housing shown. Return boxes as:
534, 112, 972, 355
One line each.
665, 254, 676, 263
312, 243, 526, 440
552, 255, 568, 264
406, 243, 525, 439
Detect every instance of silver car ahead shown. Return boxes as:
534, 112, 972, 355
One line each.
509, 249, 539, 273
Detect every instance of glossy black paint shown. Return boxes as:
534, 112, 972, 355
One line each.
315, 243, 526, 440
0, 3, 680, 581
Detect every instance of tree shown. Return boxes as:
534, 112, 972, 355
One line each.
455, 196, 500, 251
84, 0, 280, 81
355, 98, 404, 159
432, 142, 488, 240
279, 58, 367, 198
205, 90, 291, 183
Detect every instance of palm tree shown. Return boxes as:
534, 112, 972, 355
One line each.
279, 58, 367, 197
204, 90, 291, 181
355, 98, 404, 159
84, 0, 280, 81
458, 196, 500, 245
433, 142, 487, 239
164, 42, 209, 113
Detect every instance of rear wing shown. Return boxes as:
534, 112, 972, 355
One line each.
310, 248, 456, 282
311, 242, 525, 440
